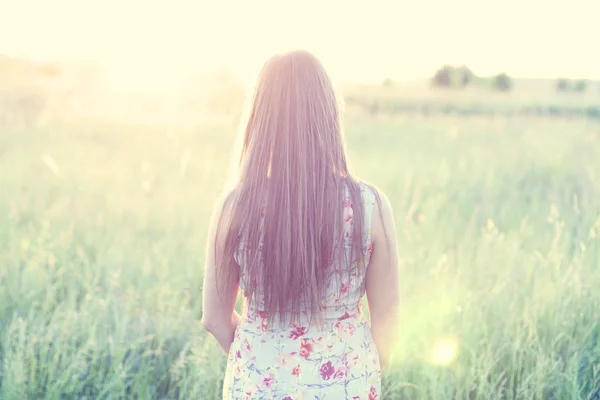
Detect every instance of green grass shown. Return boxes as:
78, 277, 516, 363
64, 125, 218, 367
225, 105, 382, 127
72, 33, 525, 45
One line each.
1, 115, 599, 399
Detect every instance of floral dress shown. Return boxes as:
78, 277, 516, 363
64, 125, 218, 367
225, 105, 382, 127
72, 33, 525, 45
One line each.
223, 184, 380, 400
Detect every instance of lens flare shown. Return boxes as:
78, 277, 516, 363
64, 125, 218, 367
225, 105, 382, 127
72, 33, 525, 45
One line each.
430, 338, 459, 366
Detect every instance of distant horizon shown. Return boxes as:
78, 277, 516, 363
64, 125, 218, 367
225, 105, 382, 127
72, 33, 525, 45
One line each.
2, 51, 599, 90
1, 0, 599, 90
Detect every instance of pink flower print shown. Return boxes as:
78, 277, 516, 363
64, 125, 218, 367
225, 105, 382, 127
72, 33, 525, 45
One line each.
333, 365, 349, 379
353, 397, 360, 400
243, 383, 256, 399
334, 321, 356, 340
242, 339, 251, 353
257, 310, 268, 319
346, 322, 356, 335
300, 339, 313, 358
319, 360, 335, 380
240, 338, 256, 360
262, 373, 274, 388
368, 386, 378, 400
291, 365, 301, 376
344, 208, 353, 222
338, 311, 351, 321
289, 324, 306, 340
343, 199, 352, 208
367, 241, 374, 255
340, 281, 349, 295
345, 349, 361, 367
282, 397, 293, 400
276, 352, 295, 367
236, 350, 241, 359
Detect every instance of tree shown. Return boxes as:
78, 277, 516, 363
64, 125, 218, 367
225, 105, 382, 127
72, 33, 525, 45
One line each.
432, 65, 475, 88
574, 80, 587, 93
493, 73, 512, 92
458, 65, 474, 87
432, 65, 453, 87
556, 79, 570, 92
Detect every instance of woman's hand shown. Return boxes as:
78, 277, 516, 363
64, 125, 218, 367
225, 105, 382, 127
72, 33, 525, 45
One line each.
201, 193, 241, 353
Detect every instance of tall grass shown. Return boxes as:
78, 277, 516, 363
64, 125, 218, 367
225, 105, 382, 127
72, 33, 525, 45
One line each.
0, 115, 599, 399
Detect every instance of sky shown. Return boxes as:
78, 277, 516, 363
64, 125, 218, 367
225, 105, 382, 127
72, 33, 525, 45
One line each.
1, 0, 599, 90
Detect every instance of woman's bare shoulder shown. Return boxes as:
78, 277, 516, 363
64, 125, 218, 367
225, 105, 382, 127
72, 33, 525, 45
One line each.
365, 185, 395, 243
355, 180, 390, 210
211, 186, 242, 230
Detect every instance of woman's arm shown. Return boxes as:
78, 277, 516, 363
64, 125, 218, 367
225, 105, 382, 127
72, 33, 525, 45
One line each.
201, 196, 241, 353
366, 190, 401, 368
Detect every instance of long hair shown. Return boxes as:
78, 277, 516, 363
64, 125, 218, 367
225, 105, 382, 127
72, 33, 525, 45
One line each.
215, 50, 369, 326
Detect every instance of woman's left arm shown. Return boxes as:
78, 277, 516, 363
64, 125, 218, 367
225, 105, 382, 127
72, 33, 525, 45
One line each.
201, 197, 241, 353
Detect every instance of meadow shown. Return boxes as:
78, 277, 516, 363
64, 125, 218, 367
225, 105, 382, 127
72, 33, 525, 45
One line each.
0, 111, 599, 399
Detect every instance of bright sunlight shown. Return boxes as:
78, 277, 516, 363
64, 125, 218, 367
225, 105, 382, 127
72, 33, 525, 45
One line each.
430, 338, 460, 366
1, 0, 600, 398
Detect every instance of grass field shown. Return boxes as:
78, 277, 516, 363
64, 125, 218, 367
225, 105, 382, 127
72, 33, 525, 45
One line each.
1, 114, 599, 399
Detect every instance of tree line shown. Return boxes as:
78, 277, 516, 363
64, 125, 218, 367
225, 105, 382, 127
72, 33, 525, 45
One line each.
555, 79, 589, 93
426, 65, 594, 93
431, 65, 511, 91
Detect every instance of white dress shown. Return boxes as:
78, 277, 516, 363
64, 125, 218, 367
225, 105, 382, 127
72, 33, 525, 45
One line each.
223, 183, 381, 400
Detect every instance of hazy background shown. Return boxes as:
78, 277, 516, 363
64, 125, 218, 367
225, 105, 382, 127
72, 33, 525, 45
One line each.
2, 0, 600, 87
1, 1, 600, 399
2, 0, 600, 128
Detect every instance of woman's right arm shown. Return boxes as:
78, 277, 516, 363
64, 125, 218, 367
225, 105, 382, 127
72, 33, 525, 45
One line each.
366, 190, 400, 369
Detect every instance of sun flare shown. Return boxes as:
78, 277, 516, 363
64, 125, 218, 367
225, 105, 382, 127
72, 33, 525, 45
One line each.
430, 338, 459, 366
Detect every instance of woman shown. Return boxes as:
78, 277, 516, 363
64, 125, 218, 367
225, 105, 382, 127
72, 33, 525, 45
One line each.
202, 50, 400, 400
